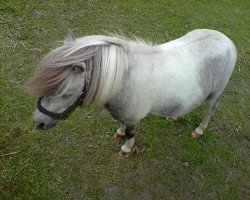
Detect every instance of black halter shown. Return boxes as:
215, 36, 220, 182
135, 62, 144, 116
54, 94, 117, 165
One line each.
37, 61, 94, 120
37, 82, 88, 120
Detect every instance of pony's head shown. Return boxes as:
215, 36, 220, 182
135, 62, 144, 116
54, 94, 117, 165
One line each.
32, 62, 88, 130
27, 31, 129, 130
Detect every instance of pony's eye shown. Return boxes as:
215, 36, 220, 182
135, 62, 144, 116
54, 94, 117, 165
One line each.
62, 94, 72, 99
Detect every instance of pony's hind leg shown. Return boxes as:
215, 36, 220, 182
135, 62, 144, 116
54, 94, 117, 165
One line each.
119, 125, 136, 157
192, 97, 218, 138
114, 123, 126, 140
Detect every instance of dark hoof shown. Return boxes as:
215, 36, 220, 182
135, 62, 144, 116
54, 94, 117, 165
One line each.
119, 150, 130, 157
192, 131, 202, 138
114, 132, 125, 140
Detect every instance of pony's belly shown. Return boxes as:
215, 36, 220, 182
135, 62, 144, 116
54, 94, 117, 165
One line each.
150, 103, 185, 118
150, 96, 204, 119
150, 109, 184, 118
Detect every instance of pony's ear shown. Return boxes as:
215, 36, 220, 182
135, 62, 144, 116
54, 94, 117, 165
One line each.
72, 62, 86, 73
64, 30, 75, 45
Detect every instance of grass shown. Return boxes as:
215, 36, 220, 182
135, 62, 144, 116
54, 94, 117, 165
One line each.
0, 0, 249, 199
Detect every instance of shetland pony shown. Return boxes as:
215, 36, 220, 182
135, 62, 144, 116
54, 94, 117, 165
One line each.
28, 29, 237, 157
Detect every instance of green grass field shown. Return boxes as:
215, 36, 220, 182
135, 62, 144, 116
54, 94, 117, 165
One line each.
1, 1, 249, 199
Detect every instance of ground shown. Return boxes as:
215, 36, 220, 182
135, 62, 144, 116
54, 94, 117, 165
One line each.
0, 1, 249, 199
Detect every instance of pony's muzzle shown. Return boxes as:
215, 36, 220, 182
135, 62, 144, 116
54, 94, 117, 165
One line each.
37, 122, 45, 130
33, 109, 57, 130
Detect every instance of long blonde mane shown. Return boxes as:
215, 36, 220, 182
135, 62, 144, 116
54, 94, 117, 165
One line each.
27, 34, 158, 105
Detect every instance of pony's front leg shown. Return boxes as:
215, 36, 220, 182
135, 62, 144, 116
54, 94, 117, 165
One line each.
119, 125, 135, 157
114, 123, 126, 140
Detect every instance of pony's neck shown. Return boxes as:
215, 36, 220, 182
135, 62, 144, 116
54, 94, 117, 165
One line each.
72, 35, 157, 106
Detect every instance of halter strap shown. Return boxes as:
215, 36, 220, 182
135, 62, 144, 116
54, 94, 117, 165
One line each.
37, 85, 87, 120
37, 62, 94, 120
37, 92, 85, 120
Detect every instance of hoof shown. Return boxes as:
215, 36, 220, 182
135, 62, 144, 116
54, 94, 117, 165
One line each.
119, 150, 130, 157
177, 116, 184, 121
114, 132, 125, 140
118, 145, 143, 158
192, 131, 202, 138
166, 116, 183, 122
166, 117, 176, 123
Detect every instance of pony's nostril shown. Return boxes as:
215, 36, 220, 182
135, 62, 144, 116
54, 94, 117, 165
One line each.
37, 123, 45, 130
